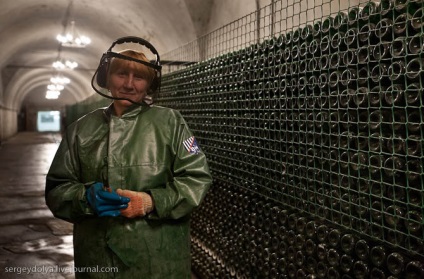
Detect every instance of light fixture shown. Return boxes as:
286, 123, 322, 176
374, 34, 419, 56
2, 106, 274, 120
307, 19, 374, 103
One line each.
52, 59, 78, 70
47, 84, 65, 91
46, 80, 66, 100
46, 90, 61, 99
50, 75, 71, 85
46, 74, 71, 99
56, 21, 91, 48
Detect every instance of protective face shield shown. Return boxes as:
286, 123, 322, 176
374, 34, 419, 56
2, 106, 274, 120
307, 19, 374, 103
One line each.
91, 36, 162, 105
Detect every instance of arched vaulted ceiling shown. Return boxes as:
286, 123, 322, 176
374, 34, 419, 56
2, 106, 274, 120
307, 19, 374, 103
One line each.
0, 0, 215, 111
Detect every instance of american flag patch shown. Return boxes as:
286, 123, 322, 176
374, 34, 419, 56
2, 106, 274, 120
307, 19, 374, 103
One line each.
183, 136, 200, 154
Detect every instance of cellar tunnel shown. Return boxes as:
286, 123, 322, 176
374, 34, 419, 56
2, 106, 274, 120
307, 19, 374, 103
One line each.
0, 0, 423, 278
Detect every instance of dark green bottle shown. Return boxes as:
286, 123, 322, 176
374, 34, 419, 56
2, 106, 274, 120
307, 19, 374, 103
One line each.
348, 6, 363, 27
359, 1, 380, 23
300, 24, 313, 42
333, 11, 349, 31
393, 11, 414, 36
321, 16, 335, 36
411, 7, 424, 30
378, 0, 396, 19
375, 18, 393, 40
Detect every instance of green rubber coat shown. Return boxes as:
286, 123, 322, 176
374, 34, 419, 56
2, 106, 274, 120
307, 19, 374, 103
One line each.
45, 104, 212, 279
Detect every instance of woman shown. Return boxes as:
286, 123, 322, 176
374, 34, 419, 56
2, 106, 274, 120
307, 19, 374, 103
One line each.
45, 44, 212, 278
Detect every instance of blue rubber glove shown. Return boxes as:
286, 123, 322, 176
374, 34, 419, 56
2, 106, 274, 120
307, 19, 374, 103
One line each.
86, 182, 130, 217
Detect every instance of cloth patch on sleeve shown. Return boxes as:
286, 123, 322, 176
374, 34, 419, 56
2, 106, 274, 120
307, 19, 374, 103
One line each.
183, 136, 200, 154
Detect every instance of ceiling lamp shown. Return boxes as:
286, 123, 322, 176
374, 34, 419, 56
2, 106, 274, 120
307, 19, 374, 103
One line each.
46, 90, 61, 99
56, 21, 91, 48
47, 84, 65, 91
52, 59, 78, 70
45, 82, 66, 100
50, 75, 70, 85
46, 74, 70, 99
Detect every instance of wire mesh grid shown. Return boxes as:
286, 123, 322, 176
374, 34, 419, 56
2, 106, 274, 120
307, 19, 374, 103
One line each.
157, 0, 424, 277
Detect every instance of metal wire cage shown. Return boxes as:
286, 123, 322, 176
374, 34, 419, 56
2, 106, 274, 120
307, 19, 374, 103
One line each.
158, 0, 424, 278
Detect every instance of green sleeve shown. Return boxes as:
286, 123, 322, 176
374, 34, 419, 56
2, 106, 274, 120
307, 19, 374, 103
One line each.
148, 113, 212, 220
45, 125, 94, 223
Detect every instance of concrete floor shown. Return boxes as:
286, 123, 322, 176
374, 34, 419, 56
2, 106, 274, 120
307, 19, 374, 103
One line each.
0, 132, 199, 279
0, 132, 73, 279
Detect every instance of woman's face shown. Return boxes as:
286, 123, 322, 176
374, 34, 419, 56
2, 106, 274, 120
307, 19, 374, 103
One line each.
108, 62, 149, 116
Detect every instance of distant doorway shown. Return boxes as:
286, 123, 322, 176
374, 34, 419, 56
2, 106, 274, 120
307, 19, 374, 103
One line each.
37, 111, 61, 132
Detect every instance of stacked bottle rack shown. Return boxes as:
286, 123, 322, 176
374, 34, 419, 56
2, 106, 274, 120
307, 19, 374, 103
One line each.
156, 0, 424, 278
